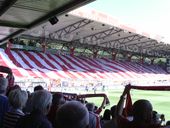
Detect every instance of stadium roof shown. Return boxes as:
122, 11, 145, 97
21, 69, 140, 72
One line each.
0, 1, 170, 58
20, 8, 170, 58
0, 0, 94, 43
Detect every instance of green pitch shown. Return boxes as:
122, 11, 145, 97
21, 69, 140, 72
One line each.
86, 89, 170, 121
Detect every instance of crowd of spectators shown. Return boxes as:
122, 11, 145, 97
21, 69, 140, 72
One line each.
1, 75, 170, 128
0, 76, 102, 128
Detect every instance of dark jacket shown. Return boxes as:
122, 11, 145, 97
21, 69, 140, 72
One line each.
16, 110, 53, 128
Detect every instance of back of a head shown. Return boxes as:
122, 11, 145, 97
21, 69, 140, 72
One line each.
103, 109, 111, 120
110, 105, 117, 118
31, 90, 52, 115
34, 85, 44, 92
0, 77, 8, 94
166, 120, 170, 126
86, 102, 95, 112
8, 89, 28, 109
56, 101, 89, 128
133, 99, 153, 123
52, 92, 65, 106
6, 85, 21, 96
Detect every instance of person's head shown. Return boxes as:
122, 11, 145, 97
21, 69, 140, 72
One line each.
56, 101, 89, 128
103, 109, 111, 120
152, 111, 159, 124
110, 105, 117, 118
34, 85, 44, 92
94, 105, 98, 112
86, 102, 95, 112
0, 77, 8, 94
6, 84, 21, 96
8, 89, 28, 109
52, 92, 65, 106
31, 90, 52, 115
133, 99, 153, 123
166, 120, 170, 126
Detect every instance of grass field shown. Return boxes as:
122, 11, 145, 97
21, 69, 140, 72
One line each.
86, 89, 170, 121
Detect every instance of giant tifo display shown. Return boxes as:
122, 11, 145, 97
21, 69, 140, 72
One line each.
0, 48, 170, 91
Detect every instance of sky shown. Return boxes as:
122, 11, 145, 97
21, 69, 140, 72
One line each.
83, 0, 170, 43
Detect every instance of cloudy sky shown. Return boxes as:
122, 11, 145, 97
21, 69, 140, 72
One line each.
83, 0, 170, 43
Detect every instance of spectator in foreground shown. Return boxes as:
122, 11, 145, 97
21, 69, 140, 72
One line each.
0, 77, 9, 127
47, 92, 66, 127
116, 85, 161, 128
2, 89, 28, 128
166, 121, 170, 126
16, 90, 52, 128
23, 92, 33, 114
102, 109, 111, 123
103, 105, 117, 128
34, 85, 44, 92
86, 102, 101, 128
55, 101, 89, 128
6, 84, 21, 97
23, 85, 44, 114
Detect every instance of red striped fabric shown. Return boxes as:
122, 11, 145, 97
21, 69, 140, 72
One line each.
101, 58, 141, 79
0, 48, 168, 81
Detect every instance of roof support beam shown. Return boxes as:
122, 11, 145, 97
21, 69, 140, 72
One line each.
100, 34, 142, 45
73, 27, 122, 45
19, 35, 69, 44
128, 40, 156, 47
151, 49, 168, 56
49, 19, 93, 39
150, 45, 170, 55
161, 46, 170, 52
0, 20, 27, 29
146, 44, 164, 50
141, 43, 161, 49
122, 36, 145, 45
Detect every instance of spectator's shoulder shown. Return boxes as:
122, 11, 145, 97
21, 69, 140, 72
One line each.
41, 120, 53, 128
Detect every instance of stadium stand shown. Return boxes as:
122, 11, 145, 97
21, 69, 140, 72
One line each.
0, 48, 169, 84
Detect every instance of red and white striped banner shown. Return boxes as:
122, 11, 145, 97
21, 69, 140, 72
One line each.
0, 48, 169, 81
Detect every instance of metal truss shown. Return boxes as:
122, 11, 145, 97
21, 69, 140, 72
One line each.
127, 40, 156, 47
109, 40, 168, 58
96, 34, 145, 53
158, 45, 170, 51
132, 40, 170, 57
49, 19, 93, 39
145, 47, 170, 57
73, 27, 122, 44
150, 49, 167, 57
143, 44, 164, 50
141, 43, 170, 56
121, 35, 145, 45
16, 35, 170, 58
19, 35, 70, 45
141, 43, 160, 49
100, 34, 143, 46
163, 46, 170, 52
103, 39, 159, 57
152, 45, 170, 55
19, 34, 170, 58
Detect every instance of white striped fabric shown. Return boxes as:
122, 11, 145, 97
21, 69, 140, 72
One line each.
0, 48, 169, 81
